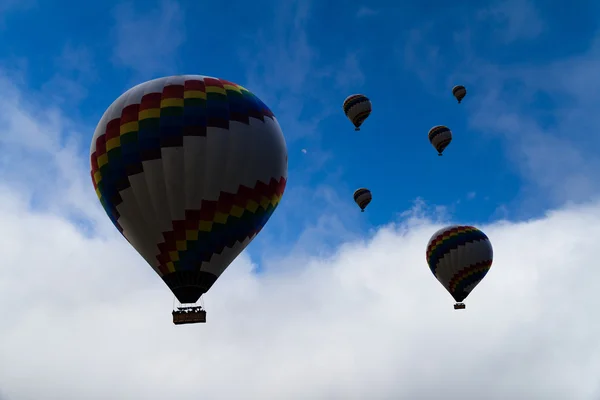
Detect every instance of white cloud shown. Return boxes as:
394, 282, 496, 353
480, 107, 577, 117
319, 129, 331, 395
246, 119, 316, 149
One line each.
0, 71, 111, 234
0, 73, 599, 397
2, 175, 600, 398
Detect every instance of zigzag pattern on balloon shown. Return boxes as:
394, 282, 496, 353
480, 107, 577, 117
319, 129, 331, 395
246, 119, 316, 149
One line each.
89, 77, 276, 232
447, 260, 492, 301
425, 225, 487, 274
155, 177, 286, 276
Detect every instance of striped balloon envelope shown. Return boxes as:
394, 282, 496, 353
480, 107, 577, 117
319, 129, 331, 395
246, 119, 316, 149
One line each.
452, 85, 467, 103
425, 225, 493, 309
353, 188, 372, 212
342, 94, 372, 131
90, 75, 287, 309
428, 125, 452, 156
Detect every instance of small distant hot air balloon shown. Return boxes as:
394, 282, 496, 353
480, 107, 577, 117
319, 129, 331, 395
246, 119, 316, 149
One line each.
428, 125, 452, 156
425, 225, 493, 310
90, 75, 288, 325
452, 85, 467, 103
353, 188, 372, 212
343, 94, 372, 131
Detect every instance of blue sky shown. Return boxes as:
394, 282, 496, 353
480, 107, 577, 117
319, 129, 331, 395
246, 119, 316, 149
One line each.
3, 1, 600, 398
3, 0, 598, 262
1, 0, 600, 267
2, 0, 599, 248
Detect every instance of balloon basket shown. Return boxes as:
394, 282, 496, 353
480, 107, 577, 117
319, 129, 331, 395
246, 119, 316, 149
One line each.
172, 297, 207, 324
173, 306, 206, 324
438, 153, 443, 156
453, 303, 466, 310
355, 127, 360, 131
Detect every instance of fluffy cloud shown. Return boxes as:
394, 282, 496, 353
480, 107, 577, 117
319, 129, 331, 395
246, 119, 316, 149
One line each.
1, 172, 600, 399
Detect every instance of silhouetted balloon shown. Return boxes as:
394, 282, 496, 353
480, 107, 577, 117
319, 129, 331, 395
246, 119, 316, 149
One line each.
343, 94, 372, 131
353, 188, 372, 212
428, 125, 452, 156
452, 85, 467, 103
425, 225, 493, 309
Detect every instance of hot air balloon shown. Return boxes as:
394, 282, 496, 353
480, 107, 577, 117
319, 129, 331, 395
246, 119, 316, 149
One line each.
425, 225, 493, 310
90, 75, 288, 325
343, 94, 372, 131
428, 125, 452, 156
353, 188, 372, 212
452, 85, 467, 103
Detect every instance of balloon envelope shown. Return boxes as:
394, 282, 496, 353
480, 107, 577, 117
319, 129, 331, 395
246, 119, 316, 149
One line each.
452, 85, 467, 103
353, 188, 372, 211
428, 125, 452, 155
343, 94, 372, 130
425, 225, 493, 303
90, 75, 288, 304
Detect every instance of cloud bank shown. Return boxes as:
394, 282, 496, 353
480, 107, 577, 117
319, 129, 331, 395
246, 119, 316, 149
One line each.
1, 166, 600, 399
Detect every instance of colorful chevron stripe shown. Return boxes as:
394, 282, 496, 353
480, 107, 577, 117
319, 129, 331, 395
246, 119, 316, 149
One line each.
448, 260, 492, 294
425, 225, 489, 275
90, 78, 276, 233
156, 177, 286, 276
426, 225, 493, 302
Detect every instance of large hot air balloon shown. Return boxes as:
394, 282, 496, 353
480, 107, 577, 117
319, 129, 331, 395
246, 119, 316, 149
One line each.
353, 188, 372, 212
428, 125, 452, 156
343, 94, 372, 131
452, 85, 467, 103
425, 225, 493, 310
90, 75, 288, 324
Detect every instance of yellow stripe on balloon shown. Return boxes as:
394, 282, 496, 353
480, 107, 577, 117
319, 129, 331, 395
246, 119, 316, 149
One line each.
184, 90, 207, 99
206, 87, 227, 95
106, 137, 120, 152
139, 108, 160, 120
246, 199, 259, 213
161, 98, 184, 108
120, 121, 139, 135
97, 153, 109, 168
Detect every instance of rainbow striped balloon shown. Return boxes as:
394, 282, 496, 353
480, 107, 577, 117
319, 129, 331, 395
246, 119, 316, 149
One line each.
425, 225, 493, 308
90, 75, 287, 305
